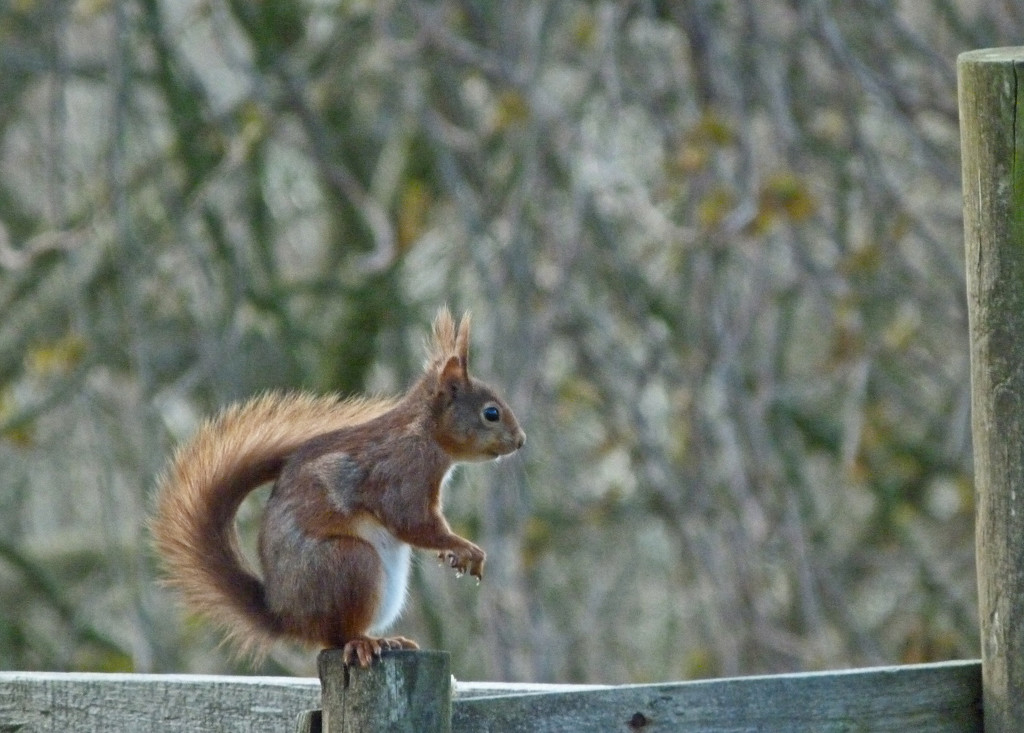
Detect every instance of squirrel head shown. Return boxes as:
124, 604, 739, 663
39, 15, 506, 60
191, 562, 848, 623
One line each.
425, 307, 526, 462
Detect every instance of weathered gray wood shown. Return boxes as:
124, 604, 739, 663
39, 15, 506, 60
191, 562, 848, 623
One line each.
0, 671, 320, 732
295, 708, 322, 733
453, 680, 610, 698
958, 46, 1024, 733
452, 661, 982, 733
318, 649, 451, 733
1, 661, 982, 732
297, 680, 608, 730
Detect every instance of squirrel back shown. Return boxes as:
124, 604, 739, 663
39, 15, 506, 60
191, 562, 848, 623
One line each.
150, 308, 524, 662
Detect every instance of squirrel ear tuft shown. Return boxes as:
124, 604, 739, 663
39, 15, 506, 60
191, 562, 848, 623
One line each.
431, 307, 456, 352
426, 306, 472, 376
455, 312, 471, 374
438, 354, 467, 390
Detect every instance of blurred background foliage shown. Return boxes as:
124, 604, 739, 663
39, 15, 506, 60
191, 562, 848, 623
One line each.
0, 0, 1012, 682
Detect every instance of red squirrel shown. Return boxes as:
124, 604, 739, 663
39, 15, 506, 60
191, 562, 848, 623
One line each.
151, 308, 525, 667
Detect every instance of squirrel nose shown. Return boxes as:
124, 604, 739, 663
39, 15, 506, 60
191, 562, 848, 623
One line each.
515, 431, 526, 450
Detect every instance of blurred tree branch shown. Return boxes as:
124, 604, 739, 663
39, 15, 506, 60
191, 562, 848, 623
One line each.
0, 0, 1006, 679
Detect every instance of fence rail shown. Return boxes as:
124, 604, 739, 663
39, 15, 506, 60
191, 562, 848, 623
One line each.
0, 658, 981, 733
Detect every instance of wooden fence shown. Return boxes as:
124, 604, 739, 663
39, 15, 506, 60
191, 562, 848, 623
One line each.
0, 657, 983, 732
1, 44, 1023, 733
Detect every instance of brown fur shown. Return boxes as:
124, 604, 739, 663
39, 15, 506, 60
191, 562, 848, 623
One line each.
150, 308, 525, 664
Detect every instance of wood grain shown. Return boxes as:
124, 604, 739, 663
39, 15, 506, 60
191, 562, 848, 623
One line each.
0, 659, 981, 731
453, 660, 981, 732
958, 46, 1024, 733
0, 671, 320, 732
318, 649, 451, 733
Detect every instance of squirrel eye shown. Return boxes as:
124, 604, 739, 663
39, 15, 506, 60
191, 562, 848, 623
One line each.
482, 405, 501, 423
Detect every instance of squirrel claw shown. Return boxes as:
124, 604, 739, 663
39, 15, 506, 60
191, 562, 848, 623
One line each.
342, 637, 381, 668
382, 635, 419, 651
342, 635, 420, 667
438, 546, 485, 581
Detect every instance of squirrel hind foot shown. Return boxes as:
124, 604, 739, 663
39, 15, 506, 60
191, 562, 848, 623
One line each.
340, 635, 420, 667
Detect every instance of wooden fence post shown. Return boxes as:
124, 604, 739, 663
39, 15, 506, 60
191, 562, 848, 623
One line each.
958, 47, 1024, 732
314, 649, 451, 733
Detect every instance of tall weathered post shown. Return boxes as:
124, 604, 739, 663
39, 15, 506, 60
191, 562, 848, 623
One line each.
958, 47, 1024, 731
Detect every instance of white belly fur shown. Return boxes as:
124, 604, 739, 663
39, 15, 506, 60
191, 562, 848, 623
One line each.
350, 516, 412, 634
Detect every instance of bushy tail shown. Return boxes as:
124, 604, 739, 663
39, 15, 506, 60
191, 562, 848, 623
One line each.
150, 391, 392, 657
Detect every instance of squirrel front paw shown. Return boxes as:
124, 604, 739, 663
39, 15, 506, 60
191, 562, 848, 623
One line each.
438, 543, 486, 582
342, 635, 420, 667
